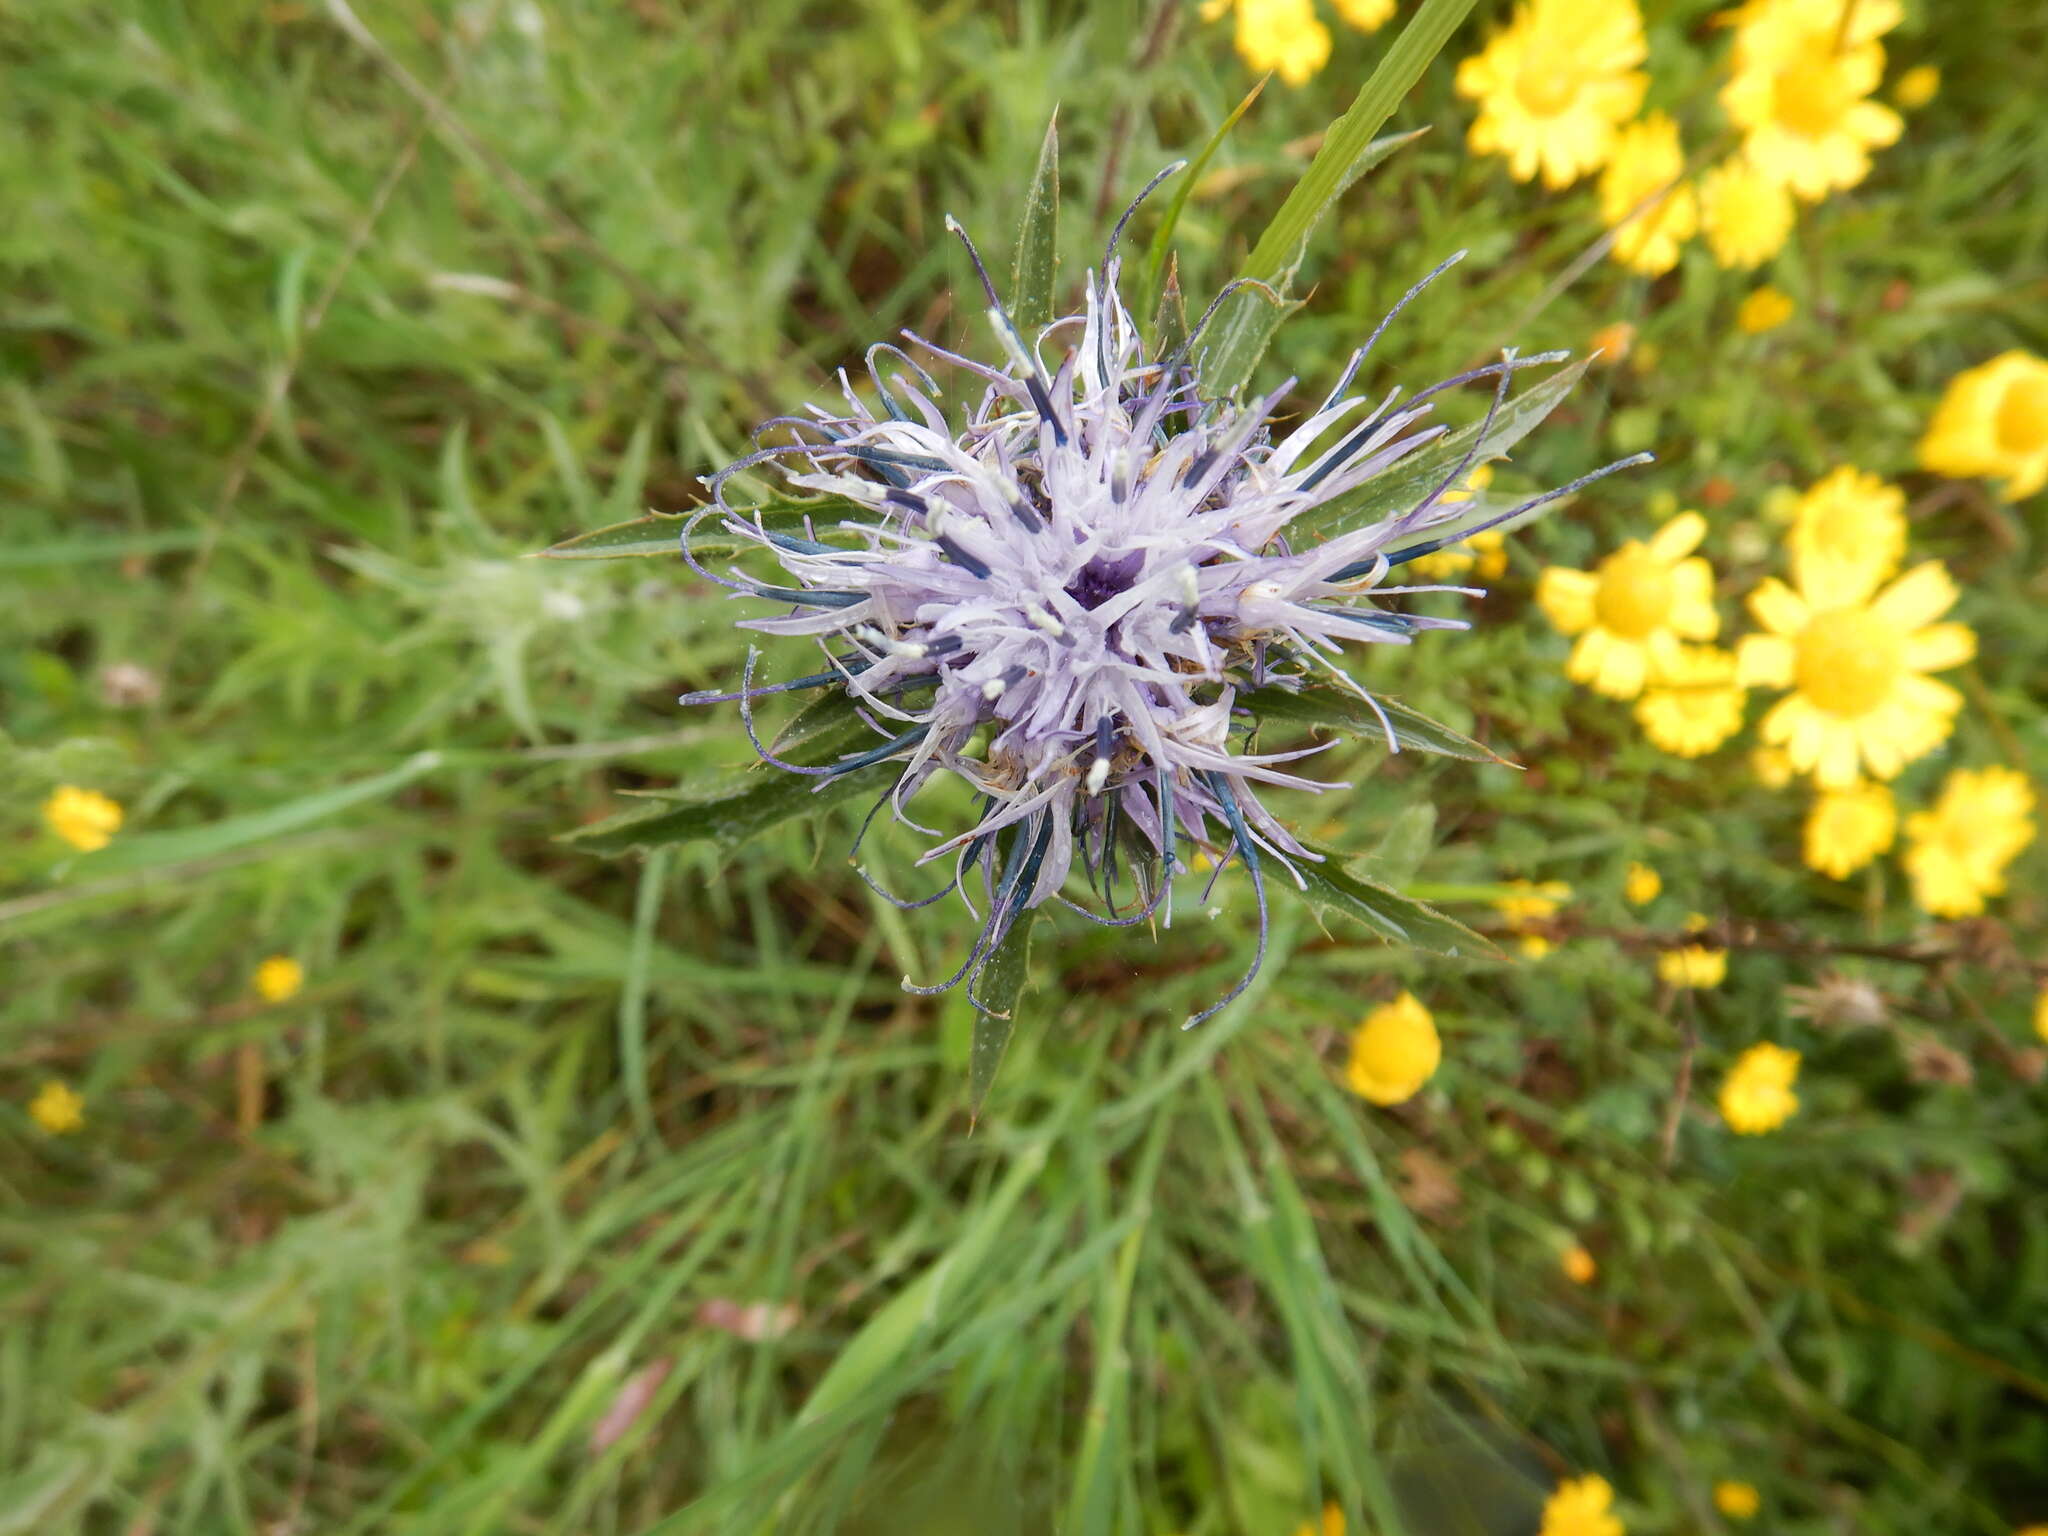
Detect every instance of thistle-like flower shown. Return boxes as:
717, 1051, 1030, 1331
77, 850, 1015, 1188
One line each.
683, 172, 1638, 1025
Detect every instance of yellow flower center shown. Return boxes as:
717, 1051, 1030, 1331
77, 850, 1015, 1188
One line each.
1591, 546, 1673, 638
1795, 608, 1901, 717
1514, 49, 1577, 116
1995, 373, 2048, 453
1772, 58, 1852, 137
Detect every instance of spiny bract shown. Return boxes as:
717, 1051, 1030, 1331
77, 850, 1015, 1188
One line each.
683, 172, 1636, 1025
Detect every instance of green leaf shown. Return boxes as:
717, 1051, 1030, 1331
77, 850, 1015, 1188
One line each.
1293, 353, 1594, 540
1196, 127, 1428, 399
1229, 0, 1475, 292
970, 911, 1036, 1122
532, 500, 843, 562
1151, 252, 1189, 362
1141, 75, 1268, 307
1287, 839, 1492, 958
769, 688, 867, 757
534, 511, 683, 560
561, 760, 893, 857
1010, 115, 1060, 329
71, 753, 444, 876
1241, 683, 1502, 763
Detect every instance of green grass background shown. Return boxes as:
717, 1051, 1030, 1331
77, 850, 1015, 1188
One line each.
3, 0, 2045, 1531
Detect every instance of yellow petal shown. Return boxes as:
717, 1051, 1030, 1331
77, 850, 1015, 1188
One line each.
1577, 631, 1650, 699
1736, 633, 1796, 688
1667, 559, 1721, 639
1903, 621, 1977, 674
1746, 577, 1809, 638
1536, 567, 1599, 634
1870, 562, 1957, 630
1648, 510, 1707, 562
1813, 720, 1863, 790
1795, 549, 1883, 610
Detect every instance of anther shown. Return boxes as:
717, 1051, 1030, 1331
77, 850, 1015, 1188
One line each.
934, 532, 992, 579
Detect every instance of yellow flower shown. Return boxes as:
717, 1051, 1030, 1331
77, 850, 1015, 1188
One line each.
1222, 0, 1332, 85
1410, 471, 1510, 582
1537, 511, 1718, 700
1698, 159, 1794, 269
1406, 547, 1469, 583
2036, 989, 2048, 1046
1893, 64, 1939, 109
1751, 744, 1795, 788
1736, 286, 1794, 334
29, 1080, 86, 1135
254, 955, 306, 1003
1736, 558, 1974, 789
1623, 861, 1661, 905
1561, 1244, 1598, 1284
1759, 484, 1803, 523
1785, 466, 1906, 589
1634, 644, 1747, 758
1442, 462, 1496, 505
1658, 942, 1727, 989
1720, 0, 1903, 202
1455, 0, 1648, 190
1495, 879, 1571, 927
1291, 1502, 1346, 1536
1803, 781, 1896, 878
1719, 1042, 1801, 1133
1713, 1480, 1761, 1519
1596, 112, 1697, 277
1470, 529, 1509, 581
1918, 350, 2048, 502
1902, 766, 2037, 917
1519, 933, 1555, 959
1333, 0, 1393, 29
1589, 320, 1635, 366
1346, 991, 1442, 1105
1408, 530, 1511, 583
1538, 1473, 1624, 1536
42, 785, 124, 852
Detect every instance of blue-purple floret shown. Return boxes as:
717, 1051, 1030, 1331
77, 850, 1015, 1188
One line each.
681, 185, 1635, 1026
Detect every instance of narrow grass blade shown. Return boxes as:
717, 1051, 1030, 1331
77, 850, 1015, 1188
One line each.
619, 846, 671, 1139
1197, 0, 1478, 397
1064, 1111, 1170, 1534
795, 1141, 1050, 1429
1371, 801, 1437, 887
1195, 130, 1424, 399
0, 530, 206, 568
73, 752, 442, 876
1141, 74, 1267, 306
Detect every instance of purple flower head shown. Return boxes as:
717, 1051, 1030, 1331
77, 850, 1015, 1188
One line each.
683, 174, 1642, 1026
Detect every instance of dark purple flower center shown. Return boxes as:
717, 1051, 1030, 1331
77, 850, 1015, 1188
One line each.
1064, 550, 1145, 611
